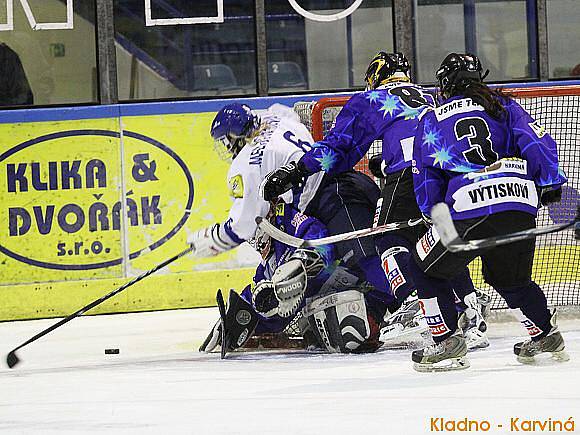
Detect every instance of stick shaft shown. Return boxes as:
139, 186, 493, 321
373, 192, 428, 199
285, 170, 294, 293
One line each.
256, 216, 424, 248
8, 246, 194, 355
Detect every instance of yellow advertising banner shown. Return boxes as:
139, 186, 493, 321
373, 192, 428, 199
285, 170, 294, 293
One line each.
0, 112, 256, 321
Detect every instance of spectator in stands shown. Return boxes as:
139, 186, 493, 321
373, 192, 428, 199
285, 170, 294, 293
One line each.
0, 43, 34, 106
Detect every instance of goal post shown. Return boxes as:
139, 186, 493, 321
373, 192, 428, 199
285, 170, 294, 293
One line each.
293, 83, 580, 312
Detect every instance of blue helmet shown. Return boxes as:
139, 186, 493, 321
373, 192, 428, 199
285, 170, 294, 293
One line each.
211, 103, 259, 160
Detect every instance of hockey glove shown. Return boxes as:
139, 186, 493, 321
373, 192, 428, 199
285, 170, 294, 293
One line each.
271, 258, 308, 317
260, 160, 310, 202
252, 281, 278, 318
539, 186, 562, 206
188, 223, 236, 257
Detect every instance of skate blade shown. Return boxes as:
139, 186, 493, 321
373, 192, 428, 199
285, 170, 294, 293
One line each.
516, 349, 570, 365
413, 356, 470, 373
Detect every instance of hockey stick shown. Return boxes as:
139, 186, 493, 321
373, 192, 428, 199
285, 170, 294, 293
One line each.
216, 289, 228, 360
6, 245, 195, 369
255, 216, 424, 248
431, 203, 580, 253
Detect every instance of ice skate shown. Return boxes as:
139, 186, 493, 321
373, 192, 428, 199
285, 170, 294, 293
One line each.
514, 312, 569, 364
475, 288, 492, 319
412, 331, 469, 372
459, 307, 489, 350
379, 292, 427, 343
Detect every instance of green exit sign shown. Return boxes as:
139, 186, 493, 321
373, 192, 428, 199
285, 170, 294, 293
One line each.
50, 43, 65, 58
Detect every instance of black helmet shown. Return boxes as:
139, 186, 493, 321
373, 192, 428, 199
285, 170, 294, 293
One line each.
436, 53, 489, 97
364, 52, 410, 90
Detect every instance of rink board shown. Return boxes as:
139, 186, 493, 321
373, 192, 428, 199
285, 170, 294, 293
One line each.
0, 94, 346, 321
1, 88, 578, 321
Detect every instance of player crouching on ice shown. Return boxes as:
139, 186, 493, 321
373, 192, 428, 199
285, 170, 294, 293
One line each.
199, 201, 392, 355
188, 103, 405, 355
409, 53, 569, 372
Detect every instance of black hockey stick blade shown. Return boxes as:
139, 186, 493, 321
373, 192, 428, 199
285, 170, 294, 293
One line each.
6, 350, 19, 369
255, 216, 423, 248
216, 289, 228, 360
432, 202, 578, 252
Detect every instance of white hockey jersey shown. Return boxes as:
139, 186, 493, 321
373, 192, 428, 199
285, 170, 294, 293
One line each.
218, 104, 324, 246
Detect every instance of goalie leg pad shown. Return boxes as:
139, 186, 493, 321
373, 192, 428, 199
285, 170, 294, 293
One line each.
303, 290, 379, 353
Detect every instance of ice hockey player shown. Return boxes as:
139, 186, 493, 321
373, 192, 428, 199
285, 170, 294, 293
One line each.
260, 52, 488, 348
409, 52, 568, 371
189, 103, 401, 354
188, 103, 396, 326
199, 200, 394, 355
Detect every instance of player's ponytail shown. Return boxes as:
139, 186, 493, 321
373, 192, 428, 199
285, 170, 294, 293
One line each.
455, 80, 511, 120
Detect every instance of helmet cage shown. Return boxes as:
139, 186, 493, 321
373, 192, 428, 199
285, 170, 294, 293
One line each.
213, 134, 247, 161
211, 103, 258, 161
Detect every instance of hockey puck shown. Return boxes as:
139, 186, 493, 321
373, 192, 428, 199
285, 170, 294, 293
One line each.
104, 348, 120, 355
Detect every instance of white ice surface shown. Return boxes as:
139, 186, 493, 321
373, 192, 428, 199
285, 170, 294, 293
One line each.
1, 308, 579, 435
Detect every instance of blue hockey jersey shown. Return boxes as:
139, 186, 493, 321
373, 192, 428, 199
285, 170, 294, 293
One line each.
240, 203, 334, 334
241, 203, 391, 334
413, 95, 567, 220
300, 82, 435, 175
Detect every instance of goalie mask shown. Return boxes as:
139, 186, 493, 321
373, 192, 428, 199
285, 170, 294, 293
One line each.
211, 103, 260, 161
436, 53, 489, 98
364, 52, 410, 91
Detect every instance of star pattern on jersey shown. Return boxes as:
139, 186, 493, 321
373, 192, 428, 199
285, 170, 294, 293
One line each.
366, 91, 381, 104
423, 127, 441, 147
402, 106, 420, 120
429, 144, 453, 168
316, 149, 337, 172
379, 96, 399, 117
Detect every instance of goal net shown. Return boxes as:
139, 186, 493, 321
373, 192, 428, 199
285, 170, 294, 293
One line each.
293, 84, 580, 312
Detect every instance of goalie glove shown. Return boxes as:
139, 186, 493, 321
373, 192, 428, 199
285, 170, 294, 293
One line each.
188, 223, 237, 257
260, 160, 310, 202
269, 249, 323, 317
252, 280, 278, 318
253, 249, 324, 318
272, 258, 308, 317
